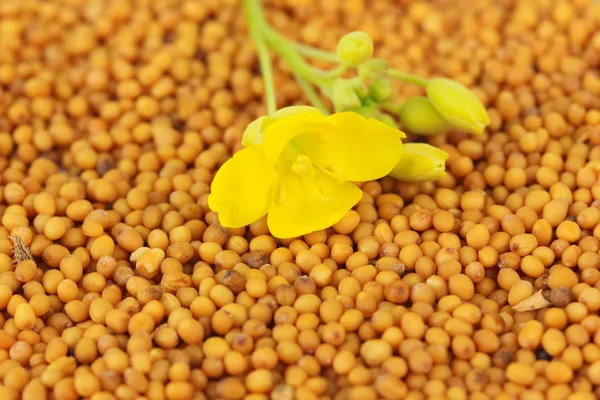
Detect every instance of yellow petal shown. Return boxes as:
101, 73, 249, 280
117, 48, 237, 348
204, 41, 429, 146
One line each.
241, 116, 267, 147
267, 165, 362, 239
261, 111, 332, 165
270, 106, 323, 120
208, 145, 275, 228
292, 112, 405, 182
388, 143, 449, 182
241, 107, 323, 149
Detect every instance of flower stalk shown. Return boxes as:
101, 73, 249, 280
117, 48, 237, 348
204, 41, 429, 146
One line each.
243, 0, 336, 114
243, 0, 429, 115
242, 0, 488, 138
243, 0, 277, 115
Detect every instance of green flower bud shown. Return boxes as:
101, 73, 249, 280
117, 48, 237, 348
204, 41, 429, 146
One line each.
388, 143, 449, 182
349, 78, 369, 99
369, 78, 394, 103
361, 98, 378, 108
426, 78, 490, 135
376, 113, 399, 129
358, 59, 388, 79
336, 31, 374, 67
352, 106, 380, 119
330, 79, 361, 111
398, 97, 451, 136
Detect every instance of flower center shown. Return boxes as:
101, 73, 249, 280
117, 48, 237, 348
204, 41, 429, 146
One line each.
291, 154, 313, 175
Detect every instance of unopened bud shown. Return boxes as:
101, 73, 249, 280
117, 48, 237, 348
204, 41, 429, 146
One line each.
398, 97, 451, 136
389, 143, 449, 182
426, 78, 490, 135
336, 31, 374, 67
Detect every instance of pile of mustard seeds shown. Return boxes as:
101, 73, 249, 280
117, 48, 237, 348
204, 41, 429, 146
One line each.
1, 0, 600, 399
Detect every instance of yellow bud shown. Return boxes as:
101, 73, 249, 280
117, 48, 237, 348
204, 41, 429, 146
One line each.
388, 143, 448, 182
398, 97, 451, 136
336, 31, 373, 67
426, 78, 490, 135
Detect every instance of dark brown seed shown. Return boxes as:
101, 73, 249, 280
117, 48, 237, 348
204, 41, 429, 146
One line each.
533, 274, 549, 290
241, 250, 269, 269
215, 270, 246, 294
294, 276, 317, 295
548, 286, 573, 308
492, 348, 514, 368
96, 154, 115, 175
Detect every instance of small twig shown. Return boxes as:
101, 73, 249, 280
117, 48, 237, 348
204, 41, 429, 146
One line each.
9, 235, 33, 264
512, 290, 552, 312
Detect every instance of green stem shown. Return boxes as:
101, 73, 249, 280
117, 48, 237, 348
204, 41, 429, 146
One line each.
323, 65, 347, 79
243, 0, 277, 115
254, 39, 277, 115
244, 0, 340, 114
263, 27, 331, 86
295, 77, 330, 115
388, 69, 430, 87
294, 43, 340, 63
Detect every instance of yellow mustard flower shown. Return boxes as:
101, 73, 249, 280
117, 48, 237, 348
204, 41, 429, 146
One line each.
209, 106, 405, 238
388, 143, 449, 182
